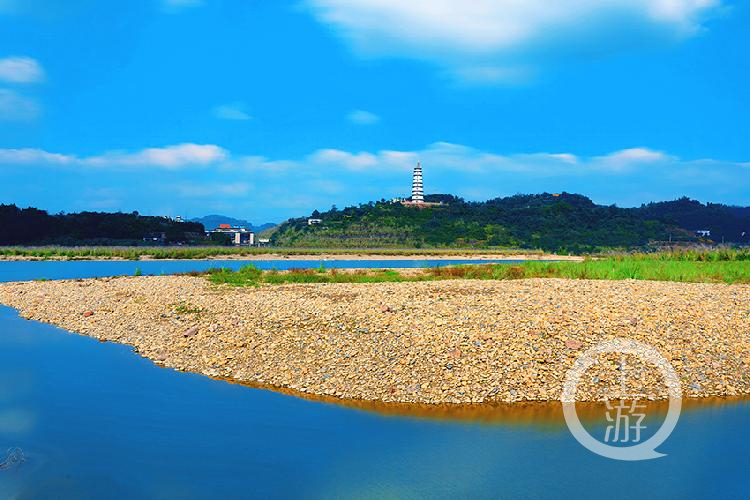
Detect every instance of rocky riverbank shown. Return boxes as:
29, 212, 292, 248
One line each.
0, 276, 748, 404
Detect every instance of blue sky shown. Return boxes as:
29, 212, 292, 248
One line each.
1, 0, 748, 223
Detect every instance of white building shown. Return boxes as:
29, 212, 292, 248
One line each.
411, 162, 424, 203
402, 161, 442, 207
208, 224, 255, 245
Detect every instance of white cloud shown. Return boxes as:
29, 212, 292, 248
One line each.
85, 143, 228, 168
309, 149, 380, 171
347, 109, 380, 125
306, 0, 721, 82
0, 89, 40, 121
595, 147, 673, 171
250, 142, 750, 214
305, 142, 584, 175
0, 143, 227, 169
212, 102, 252, 121
1, 141, 748, 219
0, 56, 44, 83
0, 142, 722, 180
604, 147, 669, 162
0, 147, 74, 164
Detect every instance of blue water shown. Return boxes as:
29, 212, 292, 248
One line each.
0, 261, 748, 499
0, 259, 522, 283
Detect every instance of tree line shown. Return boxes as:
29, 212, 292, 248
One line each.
0, 204, 206, 245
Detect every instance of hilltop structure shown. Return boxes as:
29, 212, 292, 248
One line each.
402, 162, 442, 207
411, 162, 424, 203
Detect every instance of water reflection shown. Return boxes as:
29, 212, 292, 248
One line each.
224, 376, 749, 426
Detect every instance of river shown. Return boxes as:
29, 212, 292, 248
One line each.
0, 260, 747, 499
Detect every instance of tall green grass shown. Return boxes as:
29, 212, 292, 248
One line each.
618, 249, 750, 262
463, 259, 750, 284
207, 252, 750, 287
208, 266, 409, 286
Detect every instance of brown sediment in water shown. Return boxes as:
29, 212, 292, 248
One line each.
218, 375, 750, 425
0, 276, 748, 405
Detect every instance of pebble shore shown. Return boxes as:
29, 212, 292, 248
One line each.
0, 276, 748, 404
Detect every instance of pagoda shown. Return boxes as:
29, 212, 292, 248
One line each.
411, 162, 424, 203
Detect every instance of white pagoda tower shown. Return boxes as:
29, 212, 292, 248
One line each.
411, 162, 424, 203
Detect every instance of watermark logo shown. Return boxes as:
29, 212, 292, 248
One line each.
561, 339, 682, 461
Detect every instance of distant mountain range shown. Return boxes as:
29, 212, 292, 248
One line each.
271, 194, 750, 252
190, 215, 276, 233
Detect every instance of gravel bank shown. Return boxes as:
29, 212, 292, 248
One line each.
0, 277, 748, 404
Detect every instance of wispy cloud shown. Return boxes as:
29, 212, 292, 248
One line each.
0, 143, 227, 169
212, 102, 252, 121
0, 56, 44, 83
593, 147, 673, 171
1, 141, 747, 218
0, 57, 44, 121
0, 89, 40, 121
86, 143, 227, 168
0, 142, 731, 177
308, 149, 381, 171
306, 0, 722, 83
0, 146, 73, 164
347, 109, 380, 125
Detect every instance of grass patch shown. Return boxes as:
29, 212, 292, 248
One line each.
207, 251, 750, 287
443, 259, 750, 284
173, 302, 204, 316
208, 266, 408, 286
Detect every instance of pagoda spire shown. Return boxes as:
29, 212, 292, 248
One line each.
411, 161, 424, 203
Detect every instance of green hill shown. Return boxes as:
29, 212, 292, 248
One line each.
271, 193, 749, 252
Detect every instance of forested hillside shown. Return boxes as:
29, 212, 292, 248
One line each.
271, 193, 749, 251
637, 197, 750, 243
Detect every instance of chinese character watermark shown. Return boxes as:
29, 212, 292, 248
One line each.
561, 339, 682, 461
604, 398, 646, 443
603, 354, 648, 444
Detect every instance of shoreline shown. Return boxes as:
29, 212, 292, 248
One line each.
217, 374, 750, 423
0, 252, 581, 262
1, 275, 747, 405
